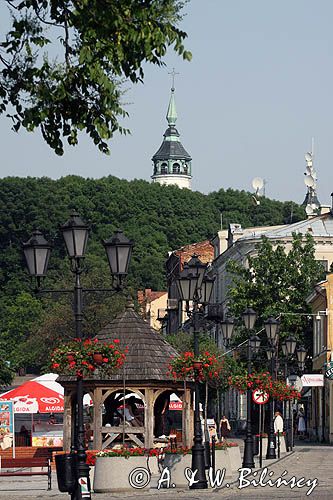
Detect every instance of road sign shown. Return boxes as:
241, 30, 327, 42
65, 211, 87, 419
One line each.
252, 390, 269, 405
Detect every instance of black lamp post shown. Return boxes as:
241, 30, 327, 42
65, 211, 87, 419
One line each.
281, 335, 297, 451
264, 317, 280, 460
23, 212, 133, 500
176, 257, 214, 490
242, 308, 258, 469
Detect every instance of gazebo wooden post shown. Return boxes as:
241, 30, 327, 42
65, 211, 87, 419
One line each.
93, 387, 103, 450
144, 388, 154, 449
63, 390, 73, 452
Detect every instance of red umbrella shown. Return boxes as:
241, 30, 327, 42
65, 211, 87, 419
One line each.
0, 380, 64, 413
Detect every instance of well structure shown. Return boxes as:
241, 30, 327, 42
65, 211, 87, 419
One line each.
59, 303, 193, 450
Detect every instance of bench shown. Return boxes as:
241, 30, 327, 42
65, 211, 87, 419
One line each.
0, 457, 51, 490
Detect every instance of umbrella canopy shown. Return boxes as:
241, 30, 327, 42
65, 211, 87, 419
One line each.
33, 373, 92, 406
0, 380, 64, 413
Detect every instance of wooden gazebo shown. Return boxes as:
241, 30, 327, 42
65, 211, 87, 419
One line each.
60, 302, 193, 451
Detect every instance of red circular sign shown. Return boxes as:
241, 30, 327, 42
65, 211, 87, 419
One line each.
252, 390, 269, 404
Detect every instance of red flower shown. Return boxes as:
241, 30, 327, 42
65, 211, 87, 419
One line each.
114, 339, 120, 344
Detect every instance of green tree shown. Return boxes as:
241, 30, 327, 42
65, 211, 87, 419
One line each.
227, 233, 325, 346
0, 0, 191, 154
0, 360, 15, 387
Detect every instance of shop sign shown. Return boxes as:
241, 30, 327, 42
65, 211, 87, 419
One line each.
301, 374, 324, 386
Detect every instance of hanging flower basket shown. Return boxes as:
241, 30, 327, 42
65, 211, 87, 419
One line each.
228, 372, 301, 401
50, 338, 127, 377
93, 353, 103, 365
168, 351, 224, 382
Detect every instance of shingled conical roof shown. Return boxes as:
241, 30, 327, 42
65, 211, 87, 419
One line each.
95, 302, 179, 382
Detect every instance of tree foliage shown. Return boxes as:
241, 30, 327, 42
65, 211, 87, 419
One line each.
226, 233, 325, 348
0, 0, 191, 154
0, 175, 306, 373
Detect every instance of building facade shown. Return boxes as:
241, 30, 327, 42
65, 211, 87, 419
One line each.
165, 240, 214, 334
137, 289, 167, 332
307, 274, 333, 443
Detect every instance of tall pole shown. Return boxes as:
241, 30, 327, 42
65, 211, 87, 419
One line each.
72, 266, 91, 500
266, 355, 276, 459
242, 340, 255, 468
190, 305, 208, 489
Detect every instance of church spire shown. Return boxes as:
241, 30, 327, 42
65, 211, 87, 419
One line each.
151, 71, 192, 190
166, 68, 178, 126
166, 88, 177, 127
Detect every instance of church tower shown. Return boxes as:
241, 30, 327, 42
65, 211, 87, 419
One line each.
151, 82, 192, 190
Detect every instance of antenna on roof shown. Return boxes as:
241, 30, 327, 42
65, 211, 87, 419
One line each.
303, 139, 320, 216
220, 212, 223, 230
251, 177, 264, 205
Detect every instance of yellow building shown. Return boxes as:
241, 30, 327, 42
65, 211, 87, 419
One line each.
137, 289, 168, 331
307, 273, 333, 443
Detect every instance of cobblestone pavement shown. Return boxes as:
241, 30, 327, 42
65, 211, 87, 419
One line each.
0, 444, 332, 499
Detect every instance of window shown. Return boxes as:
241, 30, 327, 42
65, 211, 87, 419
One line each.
313, 316, 326, 356
161, 163, 168, 174
172, 163, 180, 174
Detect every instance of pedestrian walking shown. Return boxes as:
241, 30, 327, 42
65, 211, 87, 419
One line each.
219, 415, 231, 442
297, 407, 306, 437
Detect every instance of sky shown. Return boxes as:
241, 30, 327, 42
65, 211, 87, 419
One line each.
1, 0, 333, 205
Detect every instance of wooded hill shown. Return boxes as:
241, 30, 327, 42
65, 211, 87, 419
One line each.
0, 175, 305, 375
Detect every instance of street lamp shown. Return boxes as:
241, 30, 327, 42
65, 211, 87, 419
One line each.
23, 213, 133, 500
177, 256, 214, 490
296, 346, 307, 372
285, 336, 297, 356
264, 316, 280, 459
242, 308, 259, 468
221, 317, 235, 346
23, 230, 52, 288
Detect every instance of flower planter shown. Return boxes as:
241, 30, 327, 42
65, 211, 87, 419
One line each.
162, 453, 192, 488
89, 466, 95, 492
214, 447, 241, 477
93, 456, 159, 492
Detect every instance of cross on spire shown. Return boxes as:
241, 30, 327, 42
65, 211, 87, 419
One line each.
168, 68, 179, 91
